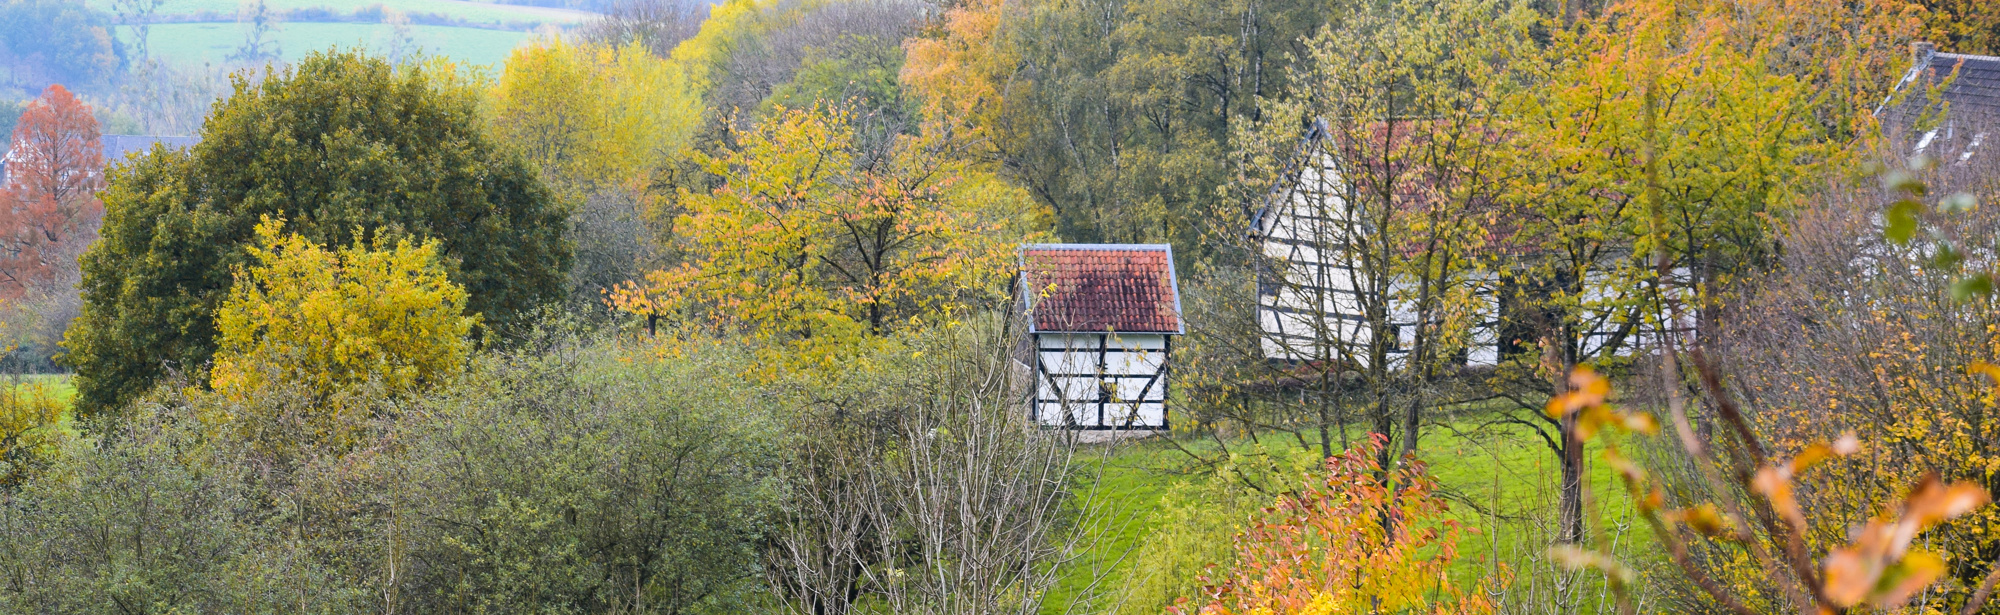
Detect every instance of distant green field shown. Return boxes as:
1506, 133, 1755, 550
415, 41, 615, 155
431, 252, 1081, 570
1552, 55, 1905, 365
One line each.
130, 22, 537, 69
87, 0, 590, 28
5, 374, 78, 439
6, 374, 74, 404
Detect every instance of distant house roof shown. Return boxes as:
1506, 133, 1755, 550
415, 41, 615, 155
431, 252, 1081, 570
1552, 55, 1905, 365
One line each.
1019, 244, 1183, 334
1247, 119, 1526, 257
0, 134, 200, 184
100, 135, 201, 164
1880, 43, 2000, 163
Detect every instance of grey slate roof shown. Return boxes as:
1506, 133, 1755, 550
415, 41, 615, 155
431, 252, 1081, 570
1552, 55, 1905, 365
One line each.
1880, 45, 2000, 163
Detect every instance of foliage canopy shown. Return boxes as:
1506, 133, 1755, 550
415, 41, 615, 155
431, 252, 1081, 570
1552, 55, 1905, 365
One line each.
611, 103, 1040, 364
209, 217, 475, 439
64, 49, 570, 418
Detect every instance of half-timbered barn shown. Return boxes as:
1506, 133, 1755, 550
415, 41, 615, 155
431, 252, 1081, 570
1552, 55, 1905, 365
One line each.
1251, 121, 1674, 370
1250, 120, 1504, 369
1018, 244, 1183, 430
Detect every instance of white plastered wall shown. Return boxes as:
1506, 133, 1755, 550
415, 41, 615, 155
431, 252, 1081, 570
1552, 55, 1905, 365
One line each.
1032, 333, 1170, 429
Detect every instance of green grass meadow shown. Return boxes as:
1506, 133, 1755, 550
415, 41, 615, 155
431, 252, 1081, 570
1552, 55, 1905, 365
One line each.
6, 374, 74, 403
1050, 413, 1659, 614
5, 374, 78, 441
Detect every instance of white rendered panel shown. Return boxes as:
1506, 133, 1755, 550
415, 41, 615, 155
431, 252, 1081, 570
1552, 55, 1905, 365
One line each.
1030, 333, 1171, 429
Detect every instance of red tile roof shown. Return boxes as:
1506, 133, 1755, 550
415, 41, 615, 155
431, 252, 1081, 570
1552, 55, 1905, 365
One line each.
1019, 244, 1183, 334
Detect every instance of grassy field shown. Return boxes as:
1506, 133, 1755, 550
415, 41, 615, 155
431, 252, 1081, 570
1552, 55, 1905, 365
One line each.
6, 374, 74, 401
130, 22, 537, 69
87, 0, 591, 28
5, 374, 78, 437
1049, 413, 1661, 614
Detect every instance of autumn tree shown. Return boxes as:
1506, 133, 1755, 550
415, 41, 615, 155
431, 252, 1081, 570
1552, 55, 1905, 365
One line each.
490, 38, 705, 304
65, 50, 570, 419
697, 1, 917, 116
575, 0, 707, 57
206, 217, 474, 450
1712, 149, 2000, 606
978, 0, 1332, 249
490, 38, 703, 201
0, 84, 102, 301
1914, 0, 2000, 54
900, 0, 1010, 141
0, 85, 102, 367
1464, 0, 1920, 550
611, 104, 1041, 363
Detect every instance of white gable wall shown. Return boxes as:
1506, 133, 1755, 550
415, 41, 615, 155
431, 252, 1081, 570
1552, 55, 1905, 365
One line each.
1255, 142, 1501, 369
1032, 332, 1170, 429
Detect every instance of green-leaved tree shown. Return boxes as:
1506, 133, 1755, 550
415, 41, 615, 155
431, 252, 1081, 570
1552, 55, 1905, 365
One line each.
64, 50, 571, 419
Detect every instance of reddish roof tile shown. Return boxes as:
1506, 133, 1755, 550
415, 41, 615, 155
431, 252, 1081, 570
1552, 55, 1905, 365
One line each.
1020, 244, 1183, 334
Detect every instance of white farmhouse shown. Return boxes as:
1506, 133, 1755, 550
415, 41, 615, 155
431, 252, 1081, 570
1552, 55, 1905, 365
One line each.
1250, 121, 1674, 370
1250, 120, 1503, 370
1018, 244, 1183, 430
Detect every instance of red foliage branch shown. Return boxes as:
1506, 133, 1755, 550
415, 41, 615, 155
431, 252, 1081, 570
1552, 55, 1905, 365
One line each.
0, 84, 103, 300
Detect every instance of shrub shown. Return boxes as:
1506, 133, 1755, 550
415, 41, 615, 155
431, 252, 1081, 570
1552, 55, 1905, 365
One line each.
0, 390, 368, 613
1177, 434, 1497, 615
1, 329, 780, 614
387, 330, 779, 613
207, 216, 475, 455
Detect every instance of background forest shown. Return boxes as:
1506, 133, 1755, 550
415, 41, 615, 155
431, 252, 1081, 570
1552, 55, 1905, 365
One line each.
2, 0, 2000, 613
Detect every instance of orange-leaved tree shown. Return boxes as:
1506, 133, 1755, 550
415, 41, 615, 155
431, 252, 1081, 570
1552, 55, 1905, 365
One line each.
610, 103, 1039, 364
900, 0, 1012, 139
1175, 434, 1498, 615
0, 84, 103, 301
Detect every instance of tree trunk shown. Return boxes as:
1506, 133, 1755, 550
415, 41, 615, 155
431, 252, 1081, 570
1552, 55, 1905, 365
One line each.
1558, 411, 1586, 543
1319, 363, 1334, 460
1556, 344, 1586, 544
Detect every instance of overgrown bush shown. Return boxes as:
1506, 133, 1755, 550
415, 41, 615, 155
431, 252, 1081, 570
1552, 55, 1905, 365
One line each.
388, 329, 778, 613
0, 390, 368, 613
761, 316, 1097, 614
0, 329, 780, 614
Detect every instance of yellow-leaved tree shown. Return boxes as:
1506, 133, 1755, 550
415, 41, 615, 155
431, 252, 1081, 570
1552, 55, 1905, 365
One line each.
0, 320, 66, 487
611, 104, 1043, 368
490, 38, 703, 200
209, 217, 476, 439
